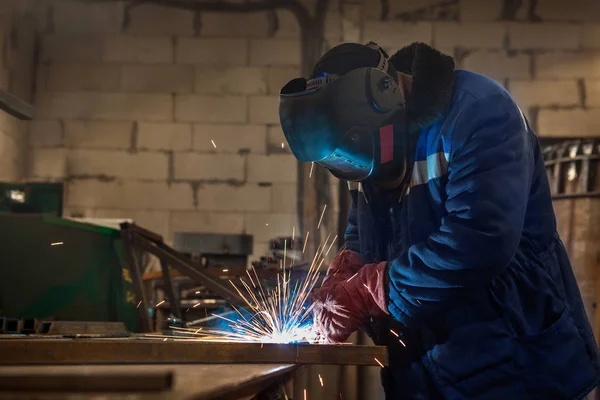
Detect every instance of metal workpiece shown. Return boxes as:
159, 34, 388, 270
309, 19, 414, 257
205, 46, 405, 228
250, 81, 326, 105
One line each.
0, 338, 389, 367
0, 89, 34, 120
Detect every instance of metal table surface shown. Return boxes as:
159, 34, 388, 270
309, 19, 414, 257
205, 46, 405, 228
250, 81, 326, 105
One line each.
0, 363, 295, 400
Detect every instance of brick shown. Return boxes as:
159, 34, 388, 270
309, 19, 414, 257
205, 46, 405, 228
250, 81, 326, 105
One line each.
538, 109, 600, 137
28, 120, 63, 147
65, 121, 133, 150
585, 80, 600, 106
193, 124, 266, 153
363, 22, 433, 49
41, 34, 105, 62
176, 38, 248, 65
271, 183, 296, 213
36, 93, 173, 121
28, 148, 67, 179
324, 10, 343, 44
537, 0, 600, 22
434, 22, 505, 49
364, 0, 454, 21
122, 65, 194, 93
196, 184, 271, 212
170, 211, 244, 234
138, 122, 192, 151
201, 12, 269, 38
509, 80, 579, 107
508, 23, 581, 50
53, 1, 124, 34
463, 51, 530, 79
175, 95, 247, 123
68, 149, 169, 180
195, 67, 267, 95
0, 133, 19, 181
249, 96, 279, 124
267, 125, 290, 154
582, 25, 600, 49
250, 39, 301, 66
341, 4, 361, 43
67, 180, 194, 209
244, 212, 297, 242
536, 53, 600, 79
46, 63, 121, 92
173, 153, 245, 180
267, 67, 300, 95
247, 154, 297, 183
93, 209, 170, 237
460, 0, 503, 21
274, 10, 301, 39
104, 36, 173, 64
127, 4, 195, 36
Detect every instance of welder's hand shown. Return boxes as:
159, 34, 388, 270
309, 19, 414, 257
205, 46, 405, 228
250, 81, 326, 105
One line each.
312, 262, 389, 343
321, 249, 363, 288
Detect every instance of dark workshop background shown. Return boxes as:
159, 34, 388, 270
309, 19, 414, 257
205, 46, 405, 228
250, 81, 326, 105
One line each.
0, 0, 599, 398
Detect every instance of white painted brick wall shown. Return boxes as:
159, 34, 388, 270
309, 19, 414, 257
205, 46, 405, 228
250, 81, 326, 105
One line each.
538, 109, 600, 137
121, 65, 194, 93
36, 93, 173, 121
104, 36, 173, 64
244, 212, 297, 242
137, 122, 192, 151
29, 120, 63, 148
68, 149, 169, 180
459, 0, 503, 21
582, 25, 600, 49
196, 184, 271, 212
267, 67, 300, 94
537, 53, 600, 79
42, 34, 105, 62
28, 148, 67, 179
67, 180, 195, 210
536, 0, 600, 22
173, 153, 245, 180
53, 1, 124, 34
0, 132, 19, 181
271, 183, 297, 213
193, 124, 267, 154
126, 4, 195, 36
363, 22, 433, 49
171, 211, 244, 234
195, 67, 267, 95
175, 95, 247, 123
201, 12, 270, 38
247, 154, 297, 183
176, 38, 248, 65
274, 10, 301, 39
65, 121, 133, 149
46, 63, 121, 92
249, 96, 280, 124
463, 51, 530, 79
434, 22, 505, 49
250, 39, 301, 66
267, 125, 290, 153
585, 80, 600, 106
93, 208, 171, 238
508, 23, 581, 50
509, 80, 579, 107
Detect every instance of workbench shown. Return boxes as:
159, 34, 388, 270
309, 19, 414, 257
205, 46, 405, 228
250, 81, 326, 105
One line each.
0, 364, 295, 400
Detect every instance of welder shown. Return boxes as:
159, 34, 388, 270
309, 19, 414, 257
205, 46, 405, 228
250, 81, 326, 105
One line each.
279, 42, 600, 399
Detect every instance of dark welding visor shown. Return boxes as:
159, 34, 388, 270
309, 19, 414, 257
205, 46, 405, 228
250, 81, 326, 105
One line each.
279, 67, 403, 182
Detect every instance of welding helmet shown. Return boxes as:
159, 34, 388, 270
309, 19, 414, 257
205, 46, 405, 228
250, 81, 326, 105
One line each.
279, 43, 405, 182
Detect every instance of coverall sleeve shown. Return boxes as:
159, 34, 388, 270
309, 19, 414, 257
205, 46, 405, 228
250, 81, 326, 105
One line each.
343, 188, 360, 253
386, 94, 534, 326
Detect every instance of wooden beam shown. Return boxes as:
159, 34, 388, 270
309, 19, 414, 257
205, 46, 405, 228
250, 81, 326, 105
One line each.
0, 339, 388, 367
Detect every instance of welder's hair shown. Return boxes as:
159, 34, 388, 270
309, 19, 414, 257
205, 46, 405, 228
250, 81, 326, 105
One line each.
310, 42, 398, 83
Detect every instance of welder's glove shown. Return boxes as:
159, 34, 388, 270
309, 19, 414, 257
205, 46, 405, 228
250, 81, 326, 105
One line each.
312, 261, 389, 343
321, 249, 364, 288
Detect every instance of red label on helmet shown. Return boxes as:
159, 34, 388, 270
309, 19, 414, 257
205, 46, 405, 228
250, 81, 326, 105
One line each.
379, 124, 393, 164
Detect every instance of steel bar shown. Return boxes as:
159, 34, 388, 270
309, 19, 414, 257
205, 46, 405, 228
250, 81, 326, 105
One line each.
159, 260, 182, 320
121, 230, 153, 332
0, 89, 34, 120
0, 339, 389, 367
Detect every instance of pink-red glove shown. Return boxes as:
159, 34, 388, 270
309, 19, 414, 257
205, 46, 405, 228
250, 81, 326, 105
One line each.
321, 249, 363, 288
312, 261, 389, 343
